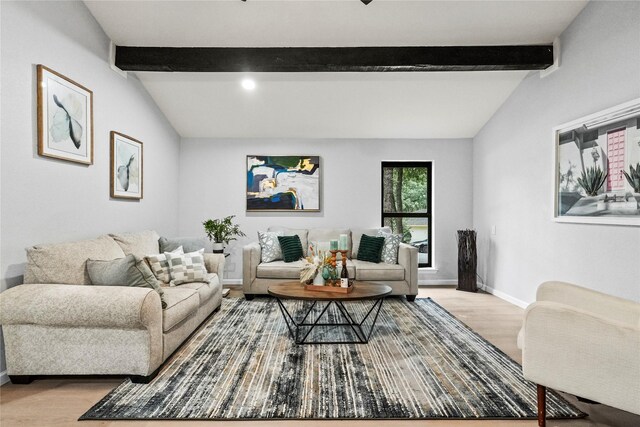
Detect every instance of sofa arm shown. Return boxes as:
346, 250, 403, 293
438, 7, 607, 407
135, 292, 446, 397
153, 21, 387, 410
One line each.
0, 283, 162, 330
203, 253, 225, 279
523, 300, 640, 415
243, 242, 261, 289
536, 281, 640, 327
398, 243, 418, 295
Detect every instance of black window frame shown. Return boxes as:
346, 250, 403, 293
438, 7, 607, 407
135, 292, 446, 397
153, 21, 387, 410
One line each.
380, 161, 433, 268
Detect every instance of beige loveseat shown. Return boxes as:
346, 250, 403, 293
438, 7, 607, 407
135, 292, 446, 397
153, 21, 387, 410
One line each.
518, 281, 640, 425
243, 227, 418, 300
0, 231, 224, 384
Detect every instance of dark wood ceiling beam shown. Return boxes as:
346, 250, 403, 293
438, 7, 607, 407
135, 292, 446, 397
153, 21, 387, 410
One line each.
115, 45, 553, 72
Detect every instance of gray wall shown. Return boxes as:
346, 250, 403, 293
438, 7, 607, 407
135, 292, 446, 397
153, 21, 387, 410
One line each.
0, 1, 181, 375
178, 138, 473, 284
473, 1, 640, 304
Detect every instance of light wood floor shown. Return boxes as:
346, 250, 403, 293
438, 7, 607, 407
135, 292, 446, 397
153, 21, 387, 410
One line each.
1, 286, 638, 427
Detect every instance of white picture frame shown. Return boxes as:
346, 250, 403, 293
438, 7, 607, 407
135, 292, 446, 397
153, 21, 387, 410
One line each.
553, 98, 640, 226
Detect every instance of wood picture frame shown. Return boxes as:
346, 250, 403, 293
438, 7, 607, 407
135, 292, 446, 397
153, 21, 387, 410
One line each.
110, 131, 143, 200
37, 65, 93, 165
553, 98, 640, 226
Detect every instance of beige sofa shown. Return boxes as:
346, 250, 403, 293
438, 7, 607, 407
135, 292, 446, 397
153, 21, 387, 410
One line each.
0, 231, 224, 384
243, 227, 418, 300
518, 281, 640, 426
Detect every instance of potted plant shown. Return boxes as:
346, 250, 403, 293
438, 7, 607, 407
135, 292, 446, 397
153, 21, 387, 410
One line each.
203, 215, 246, 253
577, 165, 607, 197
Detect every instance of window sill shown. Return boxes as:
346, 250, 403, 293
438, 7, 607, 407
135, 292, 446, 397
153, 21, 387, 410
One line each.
419, 267, 439, 273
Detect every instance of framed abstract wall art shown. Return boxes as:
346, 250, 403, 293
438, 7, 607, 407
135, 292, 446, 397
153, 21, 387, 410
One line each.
554, 98, 640, 226
37, 65, 93, 165
110, 131, 143, 200
246, 155, 321, 211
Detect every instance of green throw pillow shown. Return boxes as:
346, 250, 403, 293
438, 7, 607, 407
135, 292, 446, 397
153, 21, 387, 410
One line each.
356, 234, 385, 263
87, 254, 167, 309
278, 235, 303, 263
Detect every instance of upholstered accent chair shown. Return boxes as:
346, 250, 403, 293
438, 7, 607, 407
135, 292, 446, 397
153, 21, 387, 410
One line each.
518, 281, 640, 426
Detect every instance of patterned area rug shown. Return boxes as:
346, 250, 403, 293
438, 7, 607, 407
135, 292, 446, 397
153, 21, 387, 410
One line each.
81, 297, 584, 420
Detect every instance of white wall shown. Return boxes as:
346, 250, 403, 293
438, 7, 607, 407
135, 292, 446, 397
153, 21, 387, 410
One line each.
178, 138, 473, 284
473, 0, 640, 304
0, 1, 181, 377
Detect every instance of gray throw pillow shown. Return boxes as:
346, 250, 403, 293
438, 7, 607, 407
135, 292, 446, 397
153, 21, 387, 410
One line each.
159, 236, 208, 253
258, 230, 283, 263
377, 230, 402, 264
87, 254, 167, 308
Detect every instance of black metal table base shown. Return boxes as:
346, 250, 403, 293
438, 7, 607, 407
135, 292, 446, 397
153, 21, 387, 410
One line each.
275, 298, 385, 344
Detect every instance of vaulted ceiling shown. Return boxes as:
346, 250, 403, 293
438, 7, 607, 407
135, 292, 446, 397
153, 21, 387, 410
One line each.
85, 0, 588, 139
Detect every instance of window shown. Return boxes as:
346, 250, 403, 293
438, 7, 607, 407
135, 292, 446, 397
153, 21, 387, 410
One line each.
381, 161, 432, 268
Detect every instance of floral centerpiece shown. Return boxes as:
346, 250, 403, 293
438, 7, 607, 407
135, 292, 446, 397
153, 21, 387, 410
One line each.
299, 245, 338, 285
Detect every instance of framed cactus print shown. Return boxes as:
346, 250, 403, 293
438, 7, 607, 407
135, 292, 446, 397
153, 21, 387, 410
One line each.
110, 131, 143, 200
37, 65, 93, 165
553, 98, 640, 226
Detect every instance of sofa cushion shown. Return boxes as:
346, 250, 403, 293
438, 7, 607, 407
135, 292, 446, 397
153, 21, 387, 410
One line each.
268, 227, 309, 256
159, 236, 209, 253
307, 228, 352, 258
278, 235, 304, 262
109, 230, 160, 257
257, 260, 305, 279
178, 274, 218, 305
161, 287, 199, 332
258, 230, 283, 263
86, 254, 167, 309
352, 227, 391, 258
166, 249, 208, 286
24, 235, 126, 285
352, 259, 405, 281
357, 234, 385, 263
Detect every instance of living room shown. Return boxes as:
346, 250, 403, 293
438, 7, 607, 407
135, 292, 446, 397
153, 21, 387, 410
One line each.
1, 0, 639, 426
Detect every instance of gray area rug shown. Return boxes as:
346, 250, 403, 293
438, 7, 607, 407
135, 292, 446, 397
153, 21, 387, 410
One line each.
81, 297, 584, 420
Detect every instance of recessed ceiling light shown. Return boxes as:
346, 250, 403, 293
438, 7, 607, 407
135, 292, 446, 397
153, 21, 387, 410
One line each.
241, 78, 256, 91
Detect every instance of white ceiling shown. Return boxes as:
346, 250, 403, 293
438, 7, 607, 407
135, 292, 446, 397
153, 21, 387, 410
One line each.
85, 0, 588, 139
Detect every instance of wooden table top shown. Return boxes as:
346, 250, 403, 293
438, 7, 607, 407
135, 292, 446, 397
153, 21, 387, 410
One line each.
268, 281, 392, 301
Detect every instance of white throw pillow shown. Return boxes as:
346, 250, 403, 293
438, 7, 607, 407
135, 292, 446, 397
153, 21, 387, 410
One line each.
145, 246, 184, 283
258, 230, 283, 263
377, 231, 402, 264
166, 248, 207, 286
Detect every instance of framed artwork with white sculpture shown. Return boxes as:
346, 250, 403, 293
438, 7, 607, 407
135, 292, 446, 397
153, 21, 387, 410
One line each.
553, 98, 640, 226
110, 131, 143, 200
37, 65, 93, 165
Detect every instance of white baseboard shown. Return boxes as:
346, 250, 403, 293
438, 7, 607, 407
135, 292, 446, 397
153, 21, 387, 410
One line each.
0, 370, 8, 386
484, 286, 529, 309
222, 279, 242, 286
419, 279, 457, 286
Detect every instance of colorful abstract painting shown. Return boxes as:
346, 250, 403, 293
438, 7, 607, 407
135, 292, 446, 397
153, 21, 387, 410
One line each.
247, 156, 320, 211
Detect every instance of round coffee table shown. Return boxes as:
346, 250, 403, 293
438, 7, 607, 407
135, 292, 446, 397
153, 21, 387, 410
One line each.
268, 281, 391, 345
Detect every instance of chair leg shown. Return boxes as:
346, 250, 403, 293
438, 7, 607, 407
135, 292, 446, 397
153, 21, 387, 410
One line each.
537, 384, 546, 427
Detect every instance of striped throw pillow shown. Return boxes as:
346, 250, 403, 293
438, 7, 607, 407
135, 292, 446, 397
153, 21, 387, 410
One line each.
277, 235, 303, 263
165, 249, 208, 286
356, 234, 385, 263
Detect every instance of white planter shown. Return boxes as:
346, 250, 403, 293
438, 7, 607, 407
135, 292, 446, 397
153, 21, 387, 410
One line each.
312, 272, 325, 286
212, 242, 224, 253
